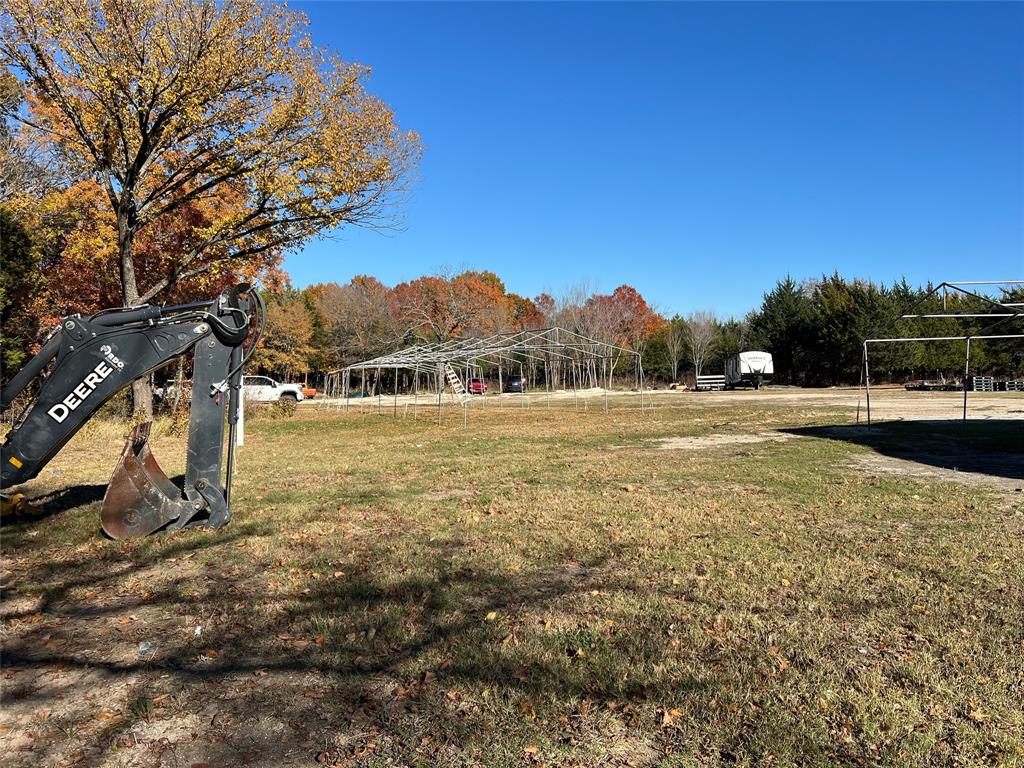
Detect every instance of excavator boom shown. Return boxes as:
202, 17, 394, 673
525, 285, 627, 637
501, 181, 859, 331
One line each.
1, 284, 263, 538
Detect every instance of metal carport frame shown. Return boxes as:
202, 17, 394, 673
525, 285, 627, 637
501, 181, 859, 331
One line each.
862, 280, 1024, 423
322, 326, 646, 425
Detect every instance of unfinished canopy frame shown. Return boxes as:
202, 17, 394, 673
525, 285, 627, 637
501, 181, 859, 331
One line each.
323, 327, 646, 424
863, 280, 1024, 423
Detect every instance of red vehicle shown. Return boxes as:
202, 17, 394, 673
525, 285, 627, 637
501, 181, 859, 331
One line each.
468, 377, 488, 395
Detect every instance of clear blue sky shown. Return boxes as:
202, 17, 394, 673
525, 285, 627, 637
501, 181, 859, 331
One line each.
287, 1, 1024, 318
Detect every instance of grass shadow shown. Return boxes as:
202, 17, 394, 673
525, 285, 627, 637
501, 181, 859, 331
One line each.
1, 483, 108, 528
782, 419, 1024, 482
2, 533, 687, 766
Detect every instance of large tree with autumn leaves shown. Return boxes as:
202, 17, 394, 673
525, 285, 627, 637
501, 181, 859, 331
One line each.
1, 0, 419, 416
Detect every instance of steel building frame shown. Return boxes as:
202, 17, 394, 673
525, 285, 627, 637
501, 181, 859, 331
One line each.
862, 280, 1024, 423
322, 327, 646, 424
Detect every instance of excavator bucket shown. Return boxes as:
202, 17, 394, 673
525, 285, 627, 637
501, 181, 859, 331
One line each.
101, 423, 190, 539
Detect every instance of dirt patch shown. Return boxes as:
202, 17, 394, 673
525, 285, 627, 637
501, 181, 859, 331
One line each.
420, 488, 474, 502
654, 432, 798, 450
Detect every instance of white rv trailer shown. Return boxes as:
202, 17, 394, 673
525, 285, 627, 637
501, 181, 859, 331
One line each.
724, 351, 774, 389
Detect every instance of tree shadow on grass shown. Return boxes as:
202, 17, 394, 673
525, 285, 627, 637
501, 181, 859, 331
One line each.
0, 526, 692, 767
4, 485, 1019, 766
782, 420, 1024, 484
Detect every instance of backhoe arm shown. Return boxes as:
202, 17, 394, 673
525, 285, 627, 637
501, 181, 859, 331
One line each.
1, 284, 262, 538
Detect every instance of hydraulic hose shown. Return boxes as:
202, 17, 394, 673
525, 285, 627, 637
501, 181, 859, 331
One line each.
1, 332, 61, 410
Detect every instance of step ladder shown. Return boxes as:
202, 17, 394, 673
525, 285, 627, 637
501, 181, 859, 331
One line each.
443, 363, 469, 404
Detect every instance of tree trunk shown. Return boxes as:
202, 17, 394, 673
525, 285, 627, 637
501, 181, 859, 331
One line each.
117, 202, 154, 421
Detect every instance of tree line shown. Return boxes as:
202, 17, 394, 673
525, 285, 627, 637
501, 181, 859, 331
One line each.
250, 274, 665, 384
250, 272, 1023, 388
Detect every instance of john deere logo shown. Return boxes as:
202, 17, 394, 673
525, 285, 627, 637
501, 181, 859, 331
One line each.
47, 360, 116, 424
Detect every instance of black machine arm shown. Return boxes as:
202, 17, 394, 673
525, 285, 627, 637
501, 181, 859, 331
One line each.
1, 284, 264, 538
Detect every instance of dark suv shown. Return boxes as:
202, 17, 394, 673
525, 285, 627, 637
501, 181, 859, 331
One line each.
504, 374, 528, 393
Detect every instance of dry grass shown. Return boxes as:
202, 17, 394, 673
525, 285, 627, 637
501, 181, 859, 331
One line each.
2, 392, 1023, 767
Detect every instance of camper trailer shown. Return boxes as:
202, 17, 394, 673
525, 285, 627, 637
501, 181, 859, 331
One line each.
725, 351, 774, 389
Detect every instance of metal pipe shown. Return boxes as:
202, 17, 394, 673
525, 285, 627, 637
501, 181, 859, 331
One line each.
866, 334, 1024, 343
963, 337, 971, 421
900, 313, 1018, 319
945, 280, 1024, 286
863, 342, 872, 426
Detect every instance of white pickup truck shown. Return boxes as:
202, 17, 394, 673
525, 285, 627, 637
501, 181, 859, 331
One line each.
242, 375, 305, 403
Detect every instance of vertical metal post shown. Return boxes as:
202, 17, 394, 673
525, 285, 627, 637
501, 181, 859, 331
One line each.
572, 361, 579, 412
639, 358, 646, 412
414, 368, 419, 419
437, 364, 443, 426
856, 355, 863, 425
236, 378, 245, 448
393, 367, 398, 417
963, 337, 971, 421
545, 360, 551, 408
863, 342, 872, 426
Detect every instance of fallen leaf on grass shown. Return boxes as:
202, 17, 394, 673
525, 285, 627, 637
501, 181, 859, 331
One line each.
485, 611, 497, 622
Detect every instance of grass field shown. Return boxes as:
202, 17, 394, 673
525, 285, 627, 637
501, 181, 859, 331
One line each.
2, 390, 1023, 767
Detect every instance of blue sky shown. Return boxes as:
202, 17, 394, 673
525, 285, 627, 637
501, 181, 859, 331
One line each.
287, 1, 1024, 318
